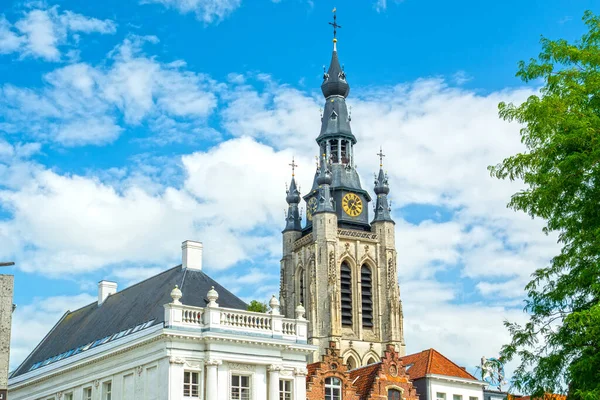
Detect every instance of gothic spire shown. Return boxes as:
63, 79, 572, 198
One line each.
283, 158, 302, 232
372, 148, 393, 223
315, 154, 335, 214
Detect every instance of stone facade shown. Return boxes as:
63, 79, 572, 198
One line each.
281, 214, 405, 364
0, 275, 13, 392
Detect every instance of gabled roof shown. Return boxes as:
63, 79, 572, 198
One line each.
349, 362, 382, 399
400, 348, 478, 381
12, 266, 247, 378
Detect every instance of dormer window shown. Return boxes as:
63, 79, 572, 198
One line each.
331, 111, 338, 120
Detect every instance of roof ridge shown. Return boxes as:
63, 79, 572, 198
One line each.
426, 348, 434, 374
349, 361, 382, 372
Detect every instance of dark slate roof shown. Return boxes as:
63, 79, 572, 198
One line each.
12, 266, 247, 378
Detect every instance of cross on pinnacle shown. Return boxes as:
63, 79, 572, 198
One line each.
289, 157, 298, 176
377, 147, 386, 167
329, 8, 341, 40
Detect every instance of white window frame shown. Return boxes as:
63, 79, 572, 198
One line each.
102, 381, 112, 400
279, 379, 293, 400
63, 393, 74, 400
469, 397, 479, 400
184, 370, 201, 398
83, 387, 93, 400
437, 393, 446, 400
230, 373, 252, 400
324, 377, 342, 400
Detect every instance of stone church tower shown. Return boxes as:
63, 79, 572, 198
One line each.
280, 28, 405, 367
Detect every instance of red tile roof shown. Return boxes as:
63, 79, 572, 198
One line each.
400, 348, 477, 381
348, 362, 382, 399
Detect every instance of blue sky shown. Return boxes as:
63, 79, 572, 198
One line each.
0, 0, 594, 381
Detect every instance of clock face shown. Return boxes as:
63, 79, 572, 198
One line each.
342, 193, 363, 217
306, 197, 318, 221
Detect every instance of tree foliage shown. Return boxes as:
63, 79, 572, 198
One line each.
489, 11, 600, 399
247, 300, 268, 313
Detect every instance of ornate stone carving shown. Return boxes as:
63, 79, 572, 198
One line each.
328, 250, 336, 284
267, 364, 284, 372
205, 359, 222, 366
294, 367, 308, 376
136, 366, 143, 376
228, 362, 254, 371
169, 357, 186, 365
93, 380, 100, 388
337, 229, 378, 241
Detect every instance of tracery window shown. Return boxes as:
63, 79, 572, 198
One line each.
361, 265, 373, 327
340, 262, 352, 326
325, 377, 342, 400
299, 269, 305, 306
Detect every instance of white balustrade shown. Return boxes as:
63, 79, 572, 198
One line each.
164, 302, 308, 342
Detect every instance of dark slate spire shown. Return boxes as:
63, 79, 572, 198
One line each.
283, 159, 302, 232
372, 148, 394, 223
315, 154, 335, 214
317, 22, 356, 146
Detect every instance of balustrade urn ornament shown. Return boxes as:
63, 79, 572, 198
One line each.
269, 295, 280, 315
295, 303, 306, 320
170, 285, 182, 304
207, 286, 219, 307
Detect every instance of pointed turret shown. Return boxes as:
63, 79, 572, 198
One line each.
283, 159, 302, 232
314, 154, 335, 214
372, 149, 394, 223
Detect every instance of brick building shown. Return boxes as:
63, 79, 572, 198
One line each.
306, 342, 418, 400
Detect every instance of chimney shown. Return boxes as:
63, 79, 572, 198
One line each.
182, 240, 203, 271
98, 280, 117, 305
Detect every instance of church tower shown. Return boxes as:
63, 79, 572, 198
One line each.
280, 12, 405, 367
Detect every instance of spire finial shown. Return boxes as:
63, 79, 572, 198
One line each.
377, 147, 385, 168
329, 8, 341, 48
289, 156, 298, 177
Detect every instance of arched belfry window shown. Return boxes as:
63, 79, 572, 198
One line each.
361, 265, 373, 327
325, 377, 342, 400
340, 262, 352, 326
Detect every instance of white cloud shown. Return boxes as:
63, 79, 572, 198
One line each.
1, 6, 116, 61
0, 36, 218, 146
10, 293, 96, 370
142, 0, 242, 24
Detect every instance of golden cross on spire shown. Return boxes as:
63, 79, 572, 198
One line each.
377, 147, 385, 168
289, 157, 298, 176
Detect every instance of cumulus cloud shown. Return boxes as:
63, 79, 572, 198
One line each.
0, 36, 218, 146
142, 0, 242, 24
0, 6, 116, 61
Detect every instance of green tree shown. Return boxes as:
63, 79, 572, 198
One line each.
489, 11, 600, 399
247, 300, 268, 313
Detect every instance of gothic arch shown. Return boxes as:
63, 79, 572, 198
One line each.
358, 253, 376, 269
362, 351, 380, 366
338, 254, 357, 270
294, 264, 306, 309
342, 349, 361, 370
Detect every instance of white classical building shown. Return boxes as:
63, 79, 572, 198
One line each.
9, 241, 316, 400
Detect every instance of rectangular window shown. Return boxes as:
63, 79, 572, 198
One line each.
184, 371, 200, 397
453, 396, 462, 400
437, 393, 446, 400
102, 381, 112, 400
83, 387, 92, 400
64, 394, 73, 400
231, 374, 251, 400
279, 379, 292, 400
469, 397, 478, 400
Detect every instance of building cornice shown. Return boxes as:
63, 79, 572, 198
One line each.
426, 374, 486, 386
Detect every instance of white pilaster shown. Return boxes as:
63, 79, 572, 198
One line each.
267, 365, 282, 400
204, 359, 221, 399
